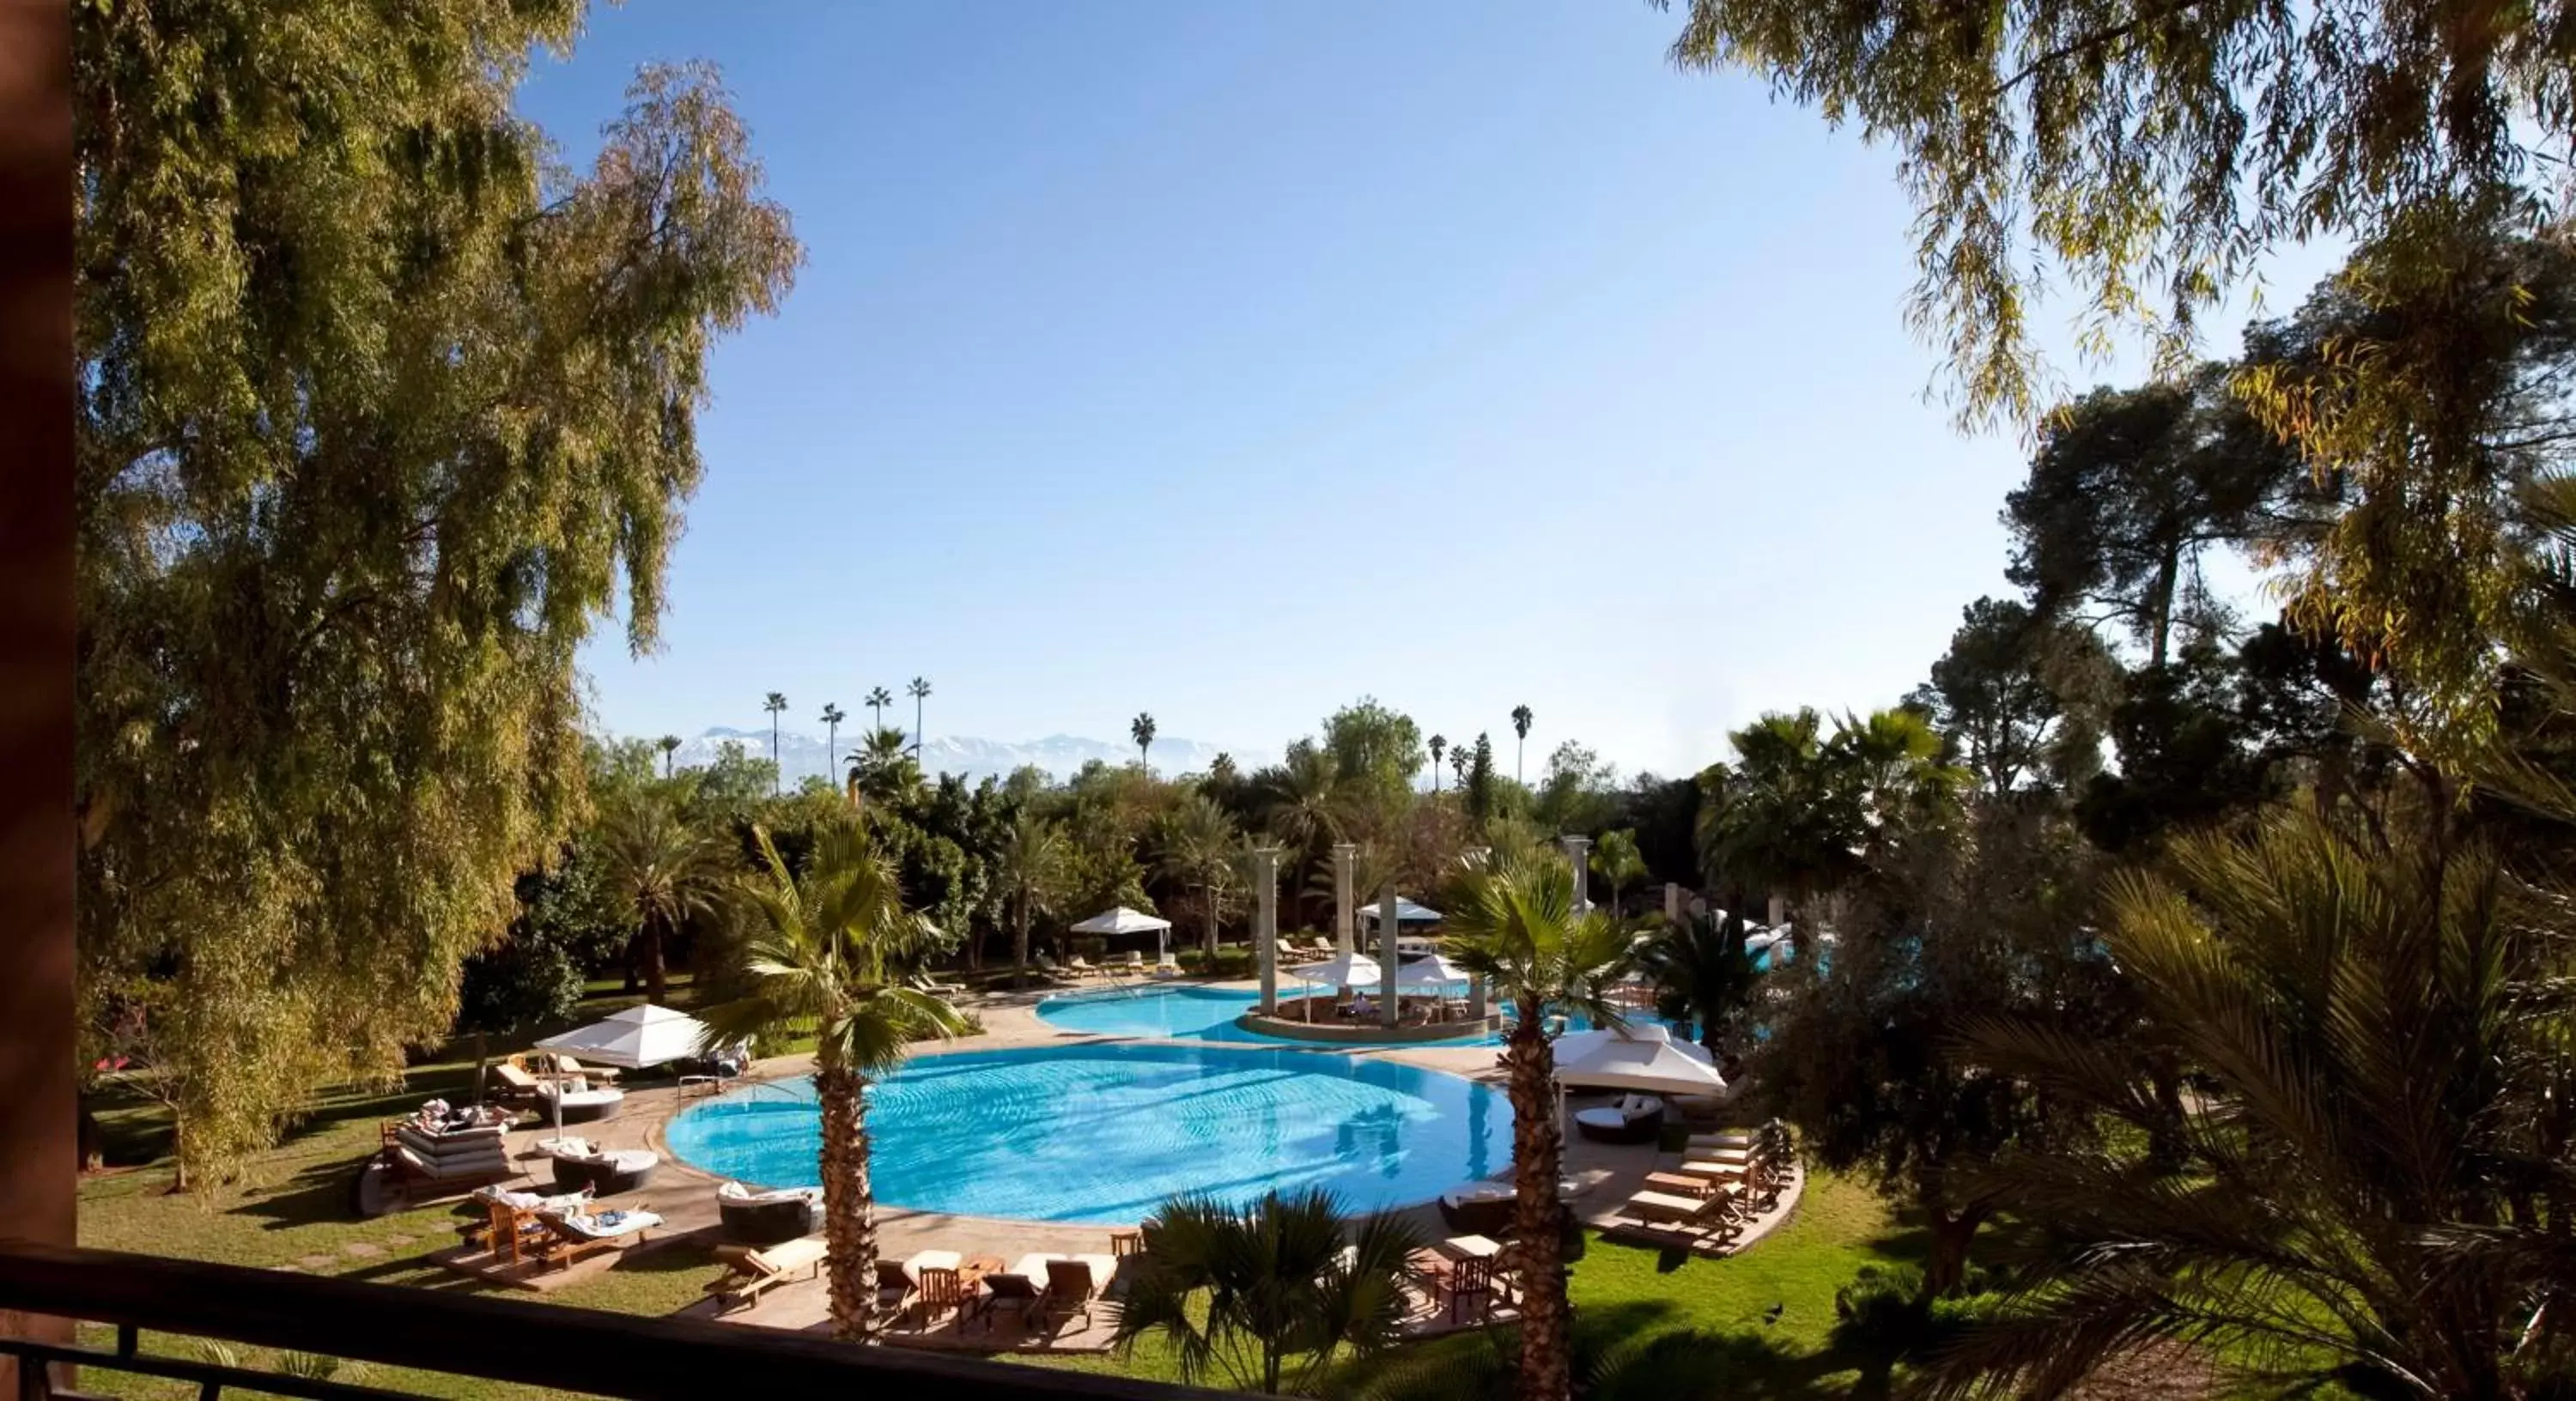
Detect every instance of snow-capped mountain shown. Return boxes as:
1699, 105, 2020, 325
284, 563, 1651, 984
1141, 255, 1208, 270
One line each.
653, 726, 1264, 787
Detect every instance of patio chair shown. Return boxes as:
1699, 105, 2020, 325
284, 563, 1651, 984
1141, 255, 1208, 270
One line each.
485, 1061, 546, 1105
1019, 1254, 1113, 1331
1066, 955, 1101, 979
1431, 1253, 1497, 1324
703, 1236, 827, 1313
970, 1271, 1041, 1333
1120, 950, 1145, 974
1604, 1184, 1744, 1253
542, 1053, 621, 1084
911, 1265, 969, 1330
532, 1205, 662, 1271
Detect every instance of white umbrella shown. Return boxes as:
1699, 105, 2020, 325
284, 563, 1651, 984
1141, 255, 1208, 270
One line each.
1354, 895, 1443, 924
536, 1004, 712, 1070
1551, 1022, 1727, 1096
1289, 952, 1382, 1022
533, 1003, 714, 1140
1394, 953, 1473, 987
1072, 904, 1174, 961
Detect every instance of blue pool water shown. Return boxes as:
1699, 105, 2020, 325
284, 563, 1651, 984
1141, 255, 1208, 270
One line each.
664, 1042, 1514, 1224
1034, 983, 1677, 1046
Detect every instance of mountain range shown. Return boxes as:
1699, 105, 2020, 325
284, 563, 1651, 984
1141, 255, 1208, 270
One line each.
653, 726, 1266, 787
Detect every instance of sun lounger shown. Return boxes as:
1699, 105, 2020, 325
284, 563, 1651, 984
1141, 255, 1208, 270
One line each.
532, 1205, 661, 1271
875, 1258, 917, 1321
1014, 1252, 1115, 1330
1066, 955, 1101, 979
1604, 1181, 1745, 1253
703, 1235, 828, 1312
1686, 1131, 1755, 1151
1151, 955, 1181, 979
912, 972, 968, 997
543, 1054, 622, 1084
972, 1270, 1042, 1332
486, 1061, 546, 1104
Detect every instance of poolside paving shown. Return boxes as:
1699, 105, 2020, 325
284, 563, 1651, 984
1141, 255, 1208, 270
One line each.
452, 975, 1795, 1340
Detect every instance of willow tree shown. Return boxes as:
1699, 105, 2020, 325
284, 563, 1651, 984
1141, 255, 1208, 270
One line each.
73, 3, 800, 1184
1663, 0, 2576, 722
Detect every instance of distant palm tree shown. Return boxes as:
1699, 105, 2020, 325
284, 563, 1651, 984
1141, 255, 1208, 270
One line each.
1113, 1188, 1424, 1394
819, 703, 847, 778
865, 685, 893, 733
657, 734, 681, 778
1447, 858, 1634, 1401
1449, 743, 1470, 790
1637, 910, 1759, 1058
1428, 734, 1447, 793
905, 677, 932, 758
762, 692, 789, 793
850, 726, 920, 806
1133, 712, 1157, 771
1591, 828, 1649, 918
995, 809, 1066, 973
696, 819, 969, 1342
1158, 794, 1238, 957
598, 793, 736, 1005
1510, 705, 1533, 784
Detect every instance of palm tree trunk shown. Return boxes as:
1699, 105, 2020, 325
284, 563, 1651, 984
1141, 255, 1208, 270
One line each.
1504, 1002, 1573, 1401
1204, 891, 1218, 959
1920, 1197, 1990, 1299
1013, 893, 1032, 975
816, 1053, 878, 1340
636, 919, 668, 1005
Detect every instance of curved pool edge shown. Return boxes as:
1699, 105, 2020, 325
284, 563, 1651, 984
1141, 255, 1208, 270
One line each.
659, 1037, 1517, 1228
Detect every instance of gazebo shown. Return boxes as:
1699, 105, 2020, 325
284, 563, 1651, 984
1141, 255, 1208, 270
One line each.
1354, 895, 1443, 926
1070, 904, 1174, 961
1552, 1023, 1727, 1129
1287, 951, 1382, 1022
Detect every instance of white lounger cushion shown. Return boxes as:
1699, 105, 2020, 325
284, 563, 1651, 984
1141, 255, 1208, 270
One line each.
719, 1181, 820, 1205
549, 1209, 661, 1240
902, 1249, 963, 1283
1624, 1191, 1707, 1222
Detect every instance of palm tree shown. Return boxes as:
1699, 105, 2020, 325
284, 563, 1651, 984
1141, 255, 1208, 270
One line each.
818, 703, 846, 779
1428, 734, 1447, 793
1132, 712, 1157, 771
1112, 1188, 1425, 1394
1444, 858, 1636, 1401
656, 734, 681, 778
905, 676, 932, 758
1449, 743, 1470, 791
696, 819, 969, 1342
849, 726, 920, 807
1510, 705, 1533, 784
1350, 1314, 1748, 1401
1637, 910, 1759, 1058
1591, 828, 1648, 918
865, 685, 892, 733
598, 793, 736, 1005
1921, 810, 2576, 1400
1158, 794, 1239, 957
762, 692, 789, 793
995, 809, 1065, 975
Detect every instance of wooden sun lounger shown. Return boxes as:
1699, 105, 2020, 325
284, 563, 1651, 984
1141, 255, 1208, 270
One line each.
705, 1236, 829, 1311
532, 1207, 660, 1271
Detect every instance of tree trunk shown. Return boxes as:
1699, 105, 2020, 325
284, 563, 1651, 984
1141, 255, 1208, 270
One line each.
1013, 896, 1032, 979
640, 919, 668, 1007
815, 1051, 878, 1340
1504, 1002, 1574, 1401
1203, 893, 1218, 959
1921, 1198, 1990, 1299
2148, 547, 2179, 670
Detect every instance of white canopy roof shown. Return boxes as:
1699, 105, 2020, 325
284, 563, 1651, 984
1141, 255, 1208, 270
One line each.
1394, 953, 1473, 986
1291, 952, 1382, 986
1551, 1023, 1727, 1096
1355, 895, 1443, 924
1745, 927, 1792, 956
535, 1004, 714, 1070
1070, 905, 1171, 936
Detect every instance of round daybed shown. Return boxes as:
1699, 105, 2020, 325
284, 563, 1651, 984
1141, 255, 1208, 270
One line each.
536, 1083, 626, 1124
1439, 1183, 1516, 1235
542, 1140, 659, 1196
718, 1182, 822, 1246
1571, 1094, 1666, 1145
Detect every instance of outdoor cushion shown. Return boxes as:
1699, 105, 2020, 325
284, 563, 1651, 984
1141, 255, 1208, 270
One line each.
902, 1249, 962, 1284
718, 1181, 818, 1205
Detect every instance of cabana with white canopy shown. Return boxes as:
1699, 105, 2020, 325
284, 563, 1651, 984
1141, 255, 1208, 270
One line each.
1071, 904, 1174, 961
532, 1004, 717, 1137
1393, 952, 1473, 989
1354, 895, 1443, 925
1287, 951, 1382, 1021
1551, 1022, 1727, 1127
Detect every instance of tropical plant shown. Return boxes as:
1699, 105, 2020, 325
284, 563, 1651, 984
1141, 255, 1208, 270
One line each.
1589, 828, 1648, 917
1510, 705, 1534, 784
906, 676, 933, 756
762, 692, 789, 792
1921, 809, 2576, 1399
696, 820, 969, 1341
1443, 858, 1637, 1401
1133, 712, 1158, 771
865, 685, 893, 732
1428, 735, 1448, 792
1112, 1188, 1425, 1395
1637, 909, 1759, 1058
819, 703, 846, 777
1347, 1313, 1749, 1401
597, 793, 737, 1005
848, 726, 920, 806
995, 808, 1066, 973
1159, 794, 1241, 958
657, 734, 682, 777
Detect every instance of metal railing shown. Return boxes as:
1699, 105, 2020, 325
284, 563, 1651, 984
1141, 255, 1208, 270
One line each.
0, 1240, 1223, 1401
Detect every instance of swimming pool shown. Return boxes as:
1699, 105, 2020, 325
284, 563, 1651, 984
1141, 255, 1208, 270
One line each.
664, 1042, 1513, 1225
1033, 982, 1677, 1046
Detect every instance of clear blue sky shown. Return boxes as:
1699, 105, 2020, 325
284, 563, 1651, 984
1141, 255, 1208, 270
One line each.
529, 2, 2336, 779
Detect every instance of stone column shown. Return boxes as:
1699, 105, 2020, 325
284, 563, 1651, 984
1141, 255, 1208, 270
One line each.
1562, 834, 1592, 915
1379, 878, 1401, 1028
1664, 882, 1683, 925
1332, 842, 1357, 958
1254, 846, 1280, 1016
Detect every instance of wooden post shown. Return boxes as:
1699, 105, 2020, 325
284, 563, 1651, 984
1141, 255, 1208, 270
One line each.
0, 3, 80, 1392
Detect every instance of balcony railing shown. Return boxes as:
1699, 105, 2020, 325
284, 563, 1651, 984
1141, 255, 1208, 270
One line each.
0, 1240, 1223, 1401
